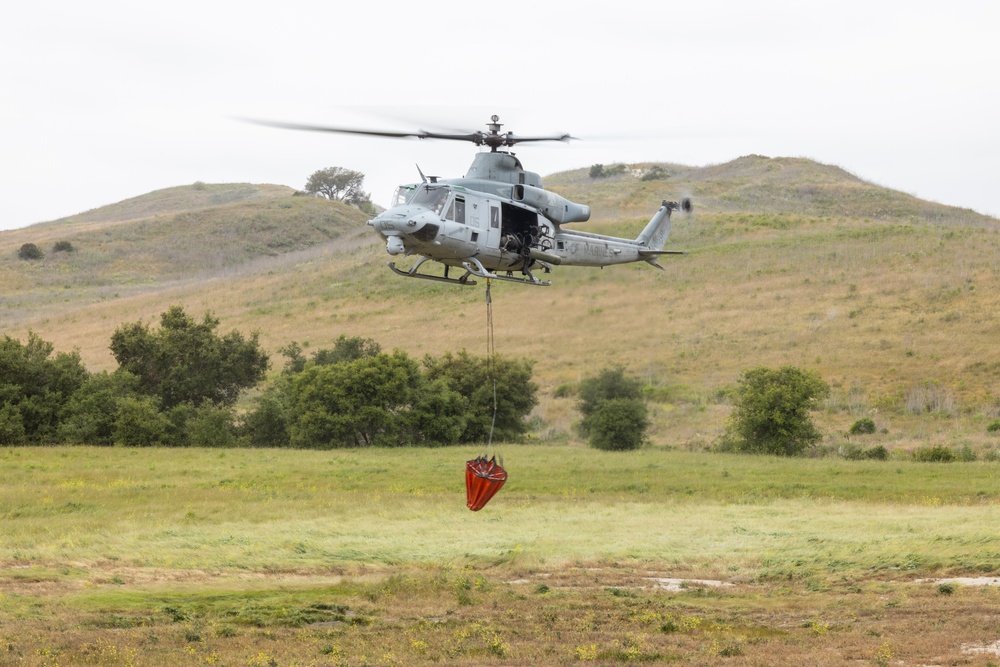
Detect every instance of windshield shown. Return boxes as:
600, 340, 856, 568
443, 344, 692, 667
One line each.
392, 184, 417, 207
409, 186, 450, 215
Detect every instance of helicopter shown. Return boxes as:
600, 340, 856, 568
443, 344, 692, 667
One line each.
252, 115, 692, 286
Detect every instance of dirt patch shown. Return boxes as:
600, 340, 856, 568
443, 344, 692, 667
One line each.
963, 640, 1000, 656
915, 577, 1000, 587
646, 577, 735, 592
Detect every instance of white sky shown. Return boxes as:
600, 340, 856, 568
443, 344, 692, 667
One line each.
1, 0, 998, 230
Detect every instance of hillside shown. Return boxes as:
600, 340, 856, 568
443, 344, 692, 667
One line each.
2, 158, 999, 451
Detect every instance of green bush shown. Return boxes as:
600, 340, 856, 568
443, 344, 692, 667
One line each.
52, 240, 75, 253
587, 398, 648, 451
423, 350, 537, 444
843, 444, 888, 460
0, 404, 26, 445
722, 366, 830, 456
58, 371, 139, 445
186, 404, 237, 447
849, 417, 877, 435
575, 367, 649, 451
243, 387, 291, 447
589, 164, 606, 178
577, 366, 643, 438
0, 332, 88, 442
113, 396, 170, 446
553, 383, 575, 399
640, 165, 668, 181
913, 445, 956, 462
17, 243, 43, 260
987, 419, 1000, 433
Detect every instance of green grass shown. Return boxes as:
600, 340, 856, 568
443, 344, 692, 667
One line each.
4, 445, 1000, 666
3, 445, 999, 574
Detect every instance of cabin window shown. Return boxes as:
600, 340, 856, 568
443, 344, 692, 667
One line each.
446, 196, 466, 224
490, 206, 500, 229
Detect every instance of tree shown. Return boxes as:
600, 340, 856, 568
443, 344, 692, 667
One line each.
58, 371, 140, 445
287, 351, 422, 448
723, 366, 830, 456
305, 166, 369, 203
0, 331, 88, 442
423, 350, 538, 443
110, 306, 269, 409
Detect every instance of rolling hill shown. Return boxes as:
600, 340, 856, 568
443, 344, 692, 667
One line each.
2, 159, 998, 450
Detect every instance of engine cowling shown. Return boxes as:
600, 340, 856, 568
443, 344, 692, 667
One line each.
513, 184, 591, 224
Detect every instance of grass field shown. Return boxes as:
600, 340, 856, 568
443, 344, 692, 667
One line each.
3, 445, 1000, 665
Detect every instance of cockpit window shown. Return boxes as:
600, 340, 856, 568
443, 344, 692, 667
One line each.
392, 184, 417, 207
410, 186, 450, 215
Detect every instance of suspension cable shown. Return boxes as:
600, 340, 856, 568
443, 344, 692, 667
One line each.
485, 279, 498, 460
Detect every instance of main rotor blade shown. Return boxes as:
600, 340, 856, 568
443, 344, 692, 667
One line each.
502, 132, 576, 144
239, 118, 577, 148
240, 118, 482, 143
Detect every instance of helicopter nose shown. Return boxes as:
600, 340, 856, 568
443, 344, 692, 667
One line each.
371, 207, 441, 244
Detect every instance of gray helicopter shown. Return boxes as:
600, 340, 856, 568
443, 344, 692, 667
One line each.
254, 115, 691, 286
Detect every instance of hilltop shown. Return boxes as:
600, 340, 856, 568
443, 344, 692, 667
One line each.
2, 158, 998, 450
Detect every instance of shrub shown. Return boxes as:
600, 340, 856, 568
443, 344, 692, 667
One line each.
987, 419, 1000, 433
113, 396, 170, 446
0, 404, 26, 445
641, 165, 668, 181
589, 164, 606, 179
52, 240, 75, 253
553, 383, 575, 399
849, 417, 877, 435
58, 371, 139, 445
864, 445, 889, 460
722, 366, 830, 456
843, 444, 888, 460
913, 445, 956, 462
243, 387, 291, 447
588, 398, 648, 451
0, 332, 88, 442
186, 404, 237, 447
577, 366, 643, 438
17, 243, 43, 260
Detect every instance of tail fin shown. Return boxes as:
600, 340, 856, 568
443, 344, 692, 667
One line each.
635, 200, 674, 251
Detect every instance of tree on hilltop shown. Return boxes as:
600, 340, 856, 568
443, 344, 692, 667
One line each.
305, 166, 371, 207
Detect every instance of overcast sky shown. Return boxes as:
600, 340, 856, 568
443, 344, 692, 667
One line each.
2, 0, 997, 231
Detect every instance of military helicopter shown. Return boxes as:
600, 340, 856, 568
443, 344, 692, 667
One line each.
253, 115, 692, 286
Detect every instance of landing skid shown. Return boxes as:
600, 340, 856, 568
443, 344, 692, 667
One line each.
388, 258, 478, 286
462, 257, 551, 286
387, 256, 551, 287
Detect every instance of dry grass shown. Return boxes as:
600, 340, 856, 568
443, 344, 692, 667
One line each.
2, 160, 1000, 451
